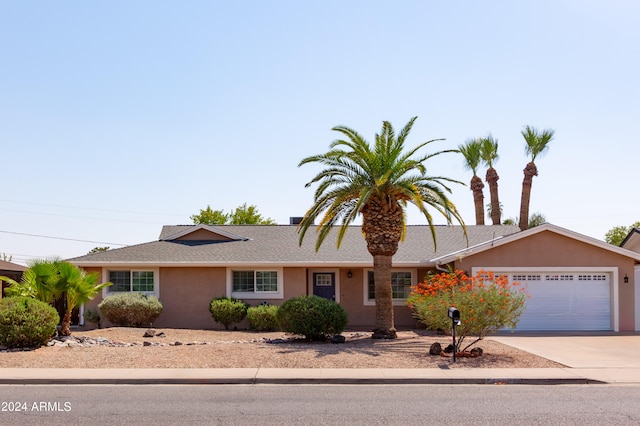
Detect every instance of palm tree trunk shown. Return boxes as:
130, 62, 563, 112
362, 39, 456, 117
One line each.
486, 167, 501, 225
372, 254, 396, 339
362, 200, 402, 339
519, 162, 538, 231
60, 310, 72, 336
470, 175, 485, 225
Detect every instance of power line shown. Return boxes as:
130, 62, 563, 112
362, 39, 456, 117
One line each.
0, 230, 127, 246
0, 208, 168, 225
0, 199, 187, 218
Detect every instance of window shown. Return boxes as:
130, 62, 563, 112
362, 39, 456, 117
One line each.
232, 270, 278, 293
366, 270, 414, 303
107, 270, 156, 293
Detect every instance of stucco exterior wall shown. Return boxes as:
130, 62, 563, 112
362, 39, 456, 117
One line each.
336, 268, 417, 328
452, 230, 636, 331
155, 267, 227, 329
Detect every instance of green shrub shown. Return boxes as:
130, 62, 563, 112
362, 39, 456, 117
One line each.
98, 293, 163, 327
247, 304, 279, 331
83, 308, 101, 329
209, 297, 250, 330
276, 295, 348, 341
0, 296, 59, 348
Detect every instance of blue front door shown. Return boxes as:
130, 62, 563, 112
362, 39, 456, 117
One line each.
313, 272, 335, 301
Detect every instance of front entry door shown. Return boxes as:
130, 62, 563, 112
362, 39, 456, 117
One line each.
313, 272, 335, 301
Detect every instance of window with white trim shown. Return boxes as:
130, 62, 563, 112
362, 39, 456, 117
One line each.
366, 270, 413, 301
232, 270, 278, 293
108, 270, 156, 293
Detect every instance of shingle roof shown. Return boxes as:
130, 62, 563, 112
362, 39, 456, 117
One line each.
0, 260, 27, 272
68, 224, 521, 267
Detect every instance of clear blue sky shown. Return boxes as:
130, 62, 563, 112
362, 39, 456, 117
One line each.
1, 1, 638, 264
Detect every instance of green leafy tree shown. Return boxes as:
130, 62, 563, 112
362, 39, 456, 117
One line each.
519, 125, 554, 231
191, 204, 275, 225
501, 213, 546, 228
298, 116, 465, 339
229, 203, 276, 225
459, 139, 485, 225
605, 221, 640, 246
190, 205, 230, 225
527, 212, 547, 228
502, 217, 516, 226
87, 246, 110, 254
479, 134, 501, 225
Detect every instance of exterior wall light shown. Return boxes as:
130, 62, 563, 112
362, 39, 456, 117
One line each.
347, 270, 353, 279
624, 274, 629, 284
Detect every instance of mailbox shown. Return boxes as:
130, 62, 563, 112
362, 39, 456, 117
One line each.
448, 307, 461, 363
448, 307, 460, 323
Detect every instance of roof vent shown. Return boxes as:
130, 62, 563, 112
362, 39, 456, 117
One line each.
289, 217, 304, 225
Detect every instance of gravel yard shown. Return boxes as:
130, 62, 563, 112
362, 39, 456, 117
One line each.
0, 327, 564, 369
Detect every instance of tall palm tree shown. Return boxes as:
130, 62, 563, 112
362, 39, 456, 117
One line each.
479, 134, 501, 225
519, 125, 555, 231
56, 261, 111, 336
298, 117, 465, 339
459, 139, 485, 225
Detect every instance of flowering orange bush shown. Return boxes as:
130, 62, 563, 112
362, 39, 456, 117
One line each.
407, 270, 527, 352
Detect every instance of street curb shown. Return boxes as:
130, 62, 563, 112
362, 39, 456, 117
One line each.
0, 377, 606, 385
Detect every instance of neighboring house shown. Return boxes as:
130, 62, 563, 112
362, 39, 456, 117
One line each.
69, 223, 640, 332
0, 260, 26, 298
621, 227, 640, 331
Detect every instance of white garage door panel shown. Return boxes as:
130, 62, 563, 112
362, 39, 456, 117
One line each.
513, 273, 611, 331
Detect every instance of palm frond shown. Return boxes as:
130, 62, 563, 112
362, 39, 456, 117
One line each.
298, 117, 465, 251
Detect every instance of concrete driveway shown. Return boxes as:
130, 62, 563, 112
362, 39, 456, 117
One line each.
490, 333, 640, 368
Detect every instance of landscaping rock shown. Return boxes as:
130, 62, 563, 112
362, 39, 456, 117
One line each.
331, 335, 346, 344
429, 342, 442, 355
443, 344, 455, 353
143, 329, 156, 338
470, 347, 484, 356
155, 332, 166, 337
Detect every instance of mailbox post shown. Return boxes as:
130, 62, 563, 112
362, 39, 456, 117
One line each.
448, 307, 460, 362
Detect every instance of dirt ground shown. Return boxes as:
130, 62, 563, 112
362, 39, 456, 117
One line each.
0, 327, 565, 369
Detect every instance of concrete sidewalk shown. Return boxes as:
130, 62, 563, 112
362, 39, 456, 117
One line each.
2, 367, 640, 385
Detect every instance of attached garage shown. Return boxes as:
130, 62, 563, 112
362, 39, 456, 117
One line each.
441, 224, 640, 332
506, 271, 611, 331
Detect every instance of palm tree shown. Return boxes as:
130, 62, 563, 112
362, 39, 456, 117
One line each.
519, 125, 555, 231
298, 117, 465, 339
1, 260, 111, 336
56, 262, 111, 336
479, 134, 501, 225
459, 139, 485, 225
1, 259, 63, 303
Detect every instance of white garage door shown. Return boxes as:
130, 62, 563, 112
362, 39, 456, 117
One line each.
511, 272, 611, 331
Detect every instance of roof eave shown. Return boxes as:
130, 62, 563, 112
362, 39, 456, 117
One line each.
431, 223, 640, 265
